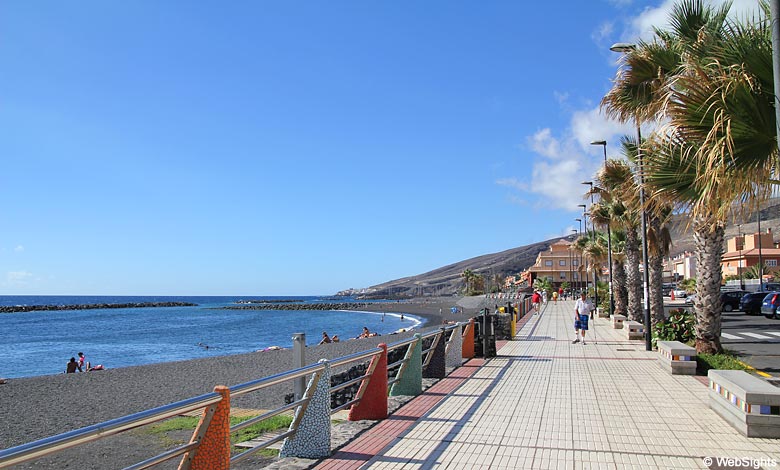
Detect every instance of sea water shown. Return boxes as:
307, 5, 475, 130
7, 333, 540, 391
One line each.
0, 296, 422, 379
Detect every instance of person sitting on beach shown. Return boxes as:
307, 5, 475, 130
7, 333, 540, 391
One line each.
359, 326, 370, 338
332, 335, 340, 343
77, 352, 86, 372
66, 357, 79, 374
319, 331, 332, 344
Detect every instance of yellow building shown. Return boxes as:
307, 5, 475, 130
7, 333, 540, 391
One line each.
525, 238, 584, 288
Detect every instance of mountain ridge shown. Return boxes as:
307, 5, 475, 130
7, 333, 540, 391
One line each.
342, 200, 780, 298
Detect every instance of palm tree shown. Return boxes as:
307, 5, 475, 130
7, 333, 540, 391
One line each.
608, 230, 629, 316
600, 0, 777, 353
593, 154, 644, 322
461, 269, 475, 295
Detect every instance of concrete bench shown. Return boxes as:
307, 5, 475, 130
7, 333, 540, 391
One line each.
624, 320, 644, 340
611, 314, 626, 329
657, 341, 696, 375
598, 307, 610, 319
708, 370, 780, 438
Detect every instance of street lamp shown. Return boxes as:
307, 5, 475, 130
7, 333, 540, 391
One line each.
592, 140, 614, 317
738, 224, 744, 290
582, 181, 599, 309
569, 230, 577, 297
611, 42, 652, 351
575, 218, 583, 294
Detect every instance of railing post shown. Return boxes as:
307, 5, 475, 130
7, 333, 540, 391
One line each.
423, 329, 446, 379
390, 334, 422, 396
186, 386, 230, 470
348, 344, 388, 421
445, 326, 464, 369
279, 359, 331, 459
462, 319, 475, 359
292, 333, 306, 400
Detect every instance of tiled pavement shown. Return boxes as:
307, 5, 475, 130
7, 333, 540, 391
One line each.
315, 300, 780, 469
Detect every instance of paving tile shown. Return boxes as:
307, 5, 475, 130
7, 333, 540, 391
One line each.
312, 300, 780, 469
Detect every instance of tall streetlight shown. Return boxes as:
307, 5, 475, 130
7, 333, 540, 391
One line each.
610, 41, 652, 351
575, 218, 583, 293
582, 180, 599, 310
570, 230, 577, 297
758, 210, 765, 292
577, 204, 588, 292
737, 224, 745, 289
592, 140, 614, 316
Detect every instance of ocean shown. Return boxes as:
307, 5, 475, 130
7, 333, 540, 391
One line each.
0, 295, 422, 379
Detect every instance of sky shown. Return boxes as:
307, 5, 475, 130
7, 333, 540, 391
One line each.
0, 0, 763, 296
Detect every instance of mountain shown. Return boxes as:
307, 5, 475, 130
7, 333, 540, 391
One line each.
343, 199, 780, 299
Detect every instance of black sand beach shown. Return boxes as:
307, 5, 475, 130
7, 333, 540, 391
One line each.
0, 296, 484, 469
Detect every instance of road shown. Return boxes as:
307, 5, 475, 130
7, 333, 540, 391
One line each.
664, 298, 780, 376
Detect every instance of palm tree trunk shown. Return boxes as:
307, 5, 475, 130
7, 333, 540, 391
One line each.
693, 218, 724, 354
625, 227, 642, 322
613, 259, 628, 316
648, 216, 665, 326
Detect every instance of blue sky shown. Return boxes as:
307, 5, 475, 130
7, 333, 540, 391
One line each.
0, 1, 760, 295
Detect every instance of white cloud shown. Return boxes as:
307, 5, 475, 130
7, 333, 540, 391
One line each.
553, 91, 569, 106
14, 245, 24, 252
7, 271, 33, 282
529, 128, 563, 159
592, 21, 615, 44
570, 106, 635, 152
496, 177, 527, 191
629, 0, 763, 42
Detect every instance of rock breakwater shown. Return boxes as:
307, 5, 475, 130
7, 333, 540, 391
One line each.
218, 302, 373, 311
0, 302, 197, 314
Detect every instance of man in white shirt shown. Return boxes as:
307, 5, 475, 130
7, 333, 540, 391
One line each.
572, 291, 592, 344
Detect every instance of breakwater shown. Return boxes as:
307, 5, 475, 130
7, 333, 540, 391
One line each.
0, 302, 197, 314
219, 302, 374, 311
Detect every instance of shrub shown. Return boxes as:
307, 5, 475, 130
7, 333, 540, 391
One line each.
697, 351, 750, 374
652, 308, 695, 348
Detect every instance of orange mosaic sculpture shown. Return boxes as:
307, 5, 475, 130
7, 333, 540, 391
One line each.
186, 385, 231, 470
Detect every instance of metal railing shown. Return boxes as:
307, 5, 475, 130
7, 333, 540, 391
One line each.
0, 322, 467, 469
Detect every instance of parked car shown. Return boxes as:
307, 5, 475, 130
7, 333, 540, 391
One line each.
685, 294, 697, 305
761, 292, 780, 319
720, 290, 747, 312
740, 291, 771, 315
672, 288, 688, 299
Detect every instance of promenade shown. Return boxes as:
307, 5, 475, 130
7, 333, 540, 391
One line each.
314, 299, 780, 469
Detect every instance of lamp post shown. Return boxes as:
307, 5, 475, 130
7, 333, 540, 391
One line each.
591, 140, 614, 316
610, 41, 652, 351
582, 181, 599, 309
758, 210, 765, 292
580, 205, 590, 296
570, 230, 577, 297
575, 218, 583, 294
738, 224, 744, 289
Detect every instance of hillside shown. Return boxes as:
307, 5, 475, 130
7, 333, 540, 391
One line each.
345, 199, 780, 298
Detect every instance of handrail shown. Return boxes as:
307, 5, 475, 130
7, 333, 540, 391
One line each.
230, 361, 326, 397
0, 392, 222, 468
0, 321, 467, 469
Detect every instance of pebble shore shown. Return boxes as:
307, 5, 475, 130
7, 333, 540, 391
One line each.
0, 297, 480, 469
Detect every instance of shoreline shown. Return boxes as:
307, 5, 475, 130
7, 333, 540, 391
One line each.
0, 296, 479, 459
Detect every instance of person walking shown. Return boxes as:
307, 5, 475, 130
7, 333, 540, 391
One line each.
572, 291, 593, 344
531, 290, 541, 314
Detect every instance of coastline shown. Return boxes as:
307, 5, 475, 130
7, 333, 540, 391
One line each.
0, 296, 480, 467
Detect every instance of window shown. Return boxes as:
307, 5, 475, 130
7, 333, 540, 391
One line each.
544, 260, 553, 267
559, 260, 566, 266
768, 259, 777, 267
573, 273, 579, 281
573, 260, 579, 266
560, 271, 566, 279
